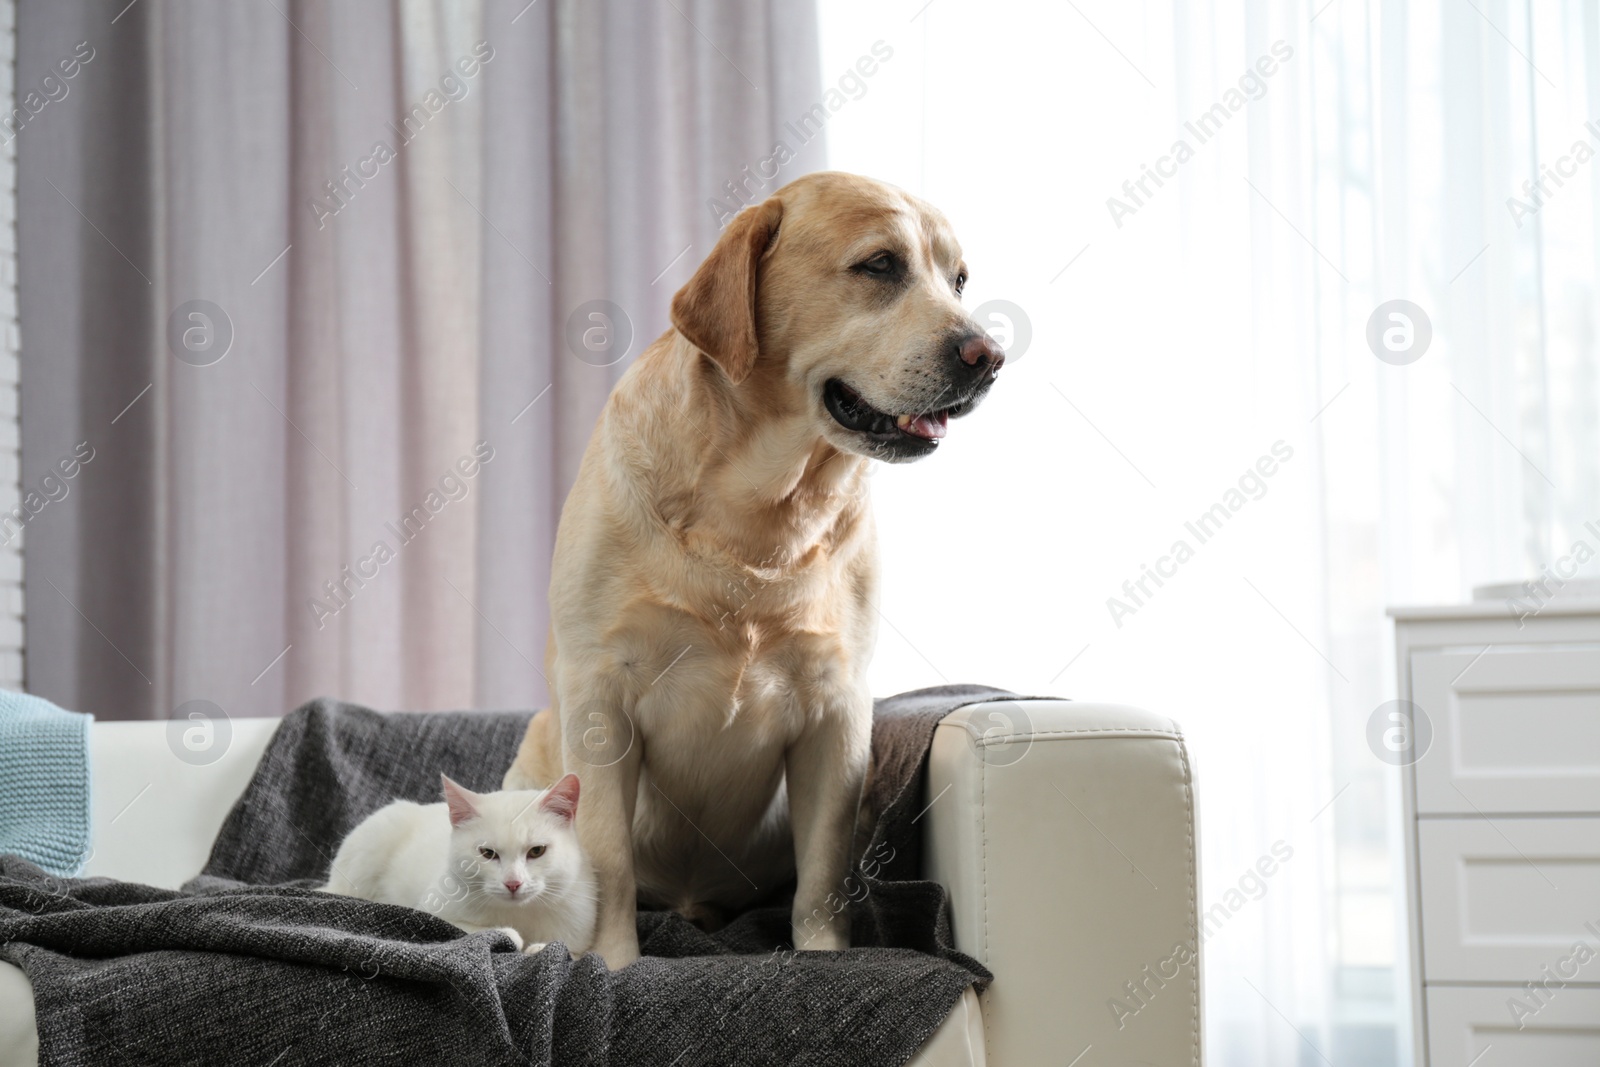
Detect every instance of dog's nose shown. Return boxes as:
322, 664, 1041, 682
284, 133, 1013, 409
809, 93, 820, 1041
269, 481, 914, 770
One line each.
504, 880, 522, 895
956, 332, 1005, 375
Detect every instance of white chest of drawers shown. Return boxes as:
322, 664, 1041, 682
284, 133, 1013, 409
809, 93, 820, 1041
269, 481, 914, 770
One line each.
1390, 599, 1600, 1067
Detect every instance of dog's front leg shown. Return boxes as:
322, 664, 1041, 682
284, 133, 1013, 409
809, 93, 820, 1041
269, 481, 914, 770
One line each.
564, 695, 644, 969
786, 698, 872, 952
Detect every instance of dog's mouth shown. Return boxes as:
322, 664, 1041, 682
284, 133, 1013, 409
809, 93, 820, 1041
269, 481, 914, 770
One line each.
822, 379, 975, 449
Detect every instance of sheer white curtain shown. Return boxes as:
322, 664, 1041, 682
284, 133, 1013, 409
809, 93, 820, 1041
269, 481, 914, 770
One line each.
819, 2, 1600, 1064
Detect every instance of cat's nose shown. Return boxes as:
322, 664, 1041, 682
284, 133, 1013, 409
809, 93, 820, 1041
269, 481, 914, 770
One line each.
504, 880, 522, 895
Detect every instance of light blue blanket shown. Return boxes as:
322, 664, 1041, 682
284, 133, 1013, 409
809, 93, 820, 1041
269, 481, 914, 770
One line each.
0, 689, 91, 876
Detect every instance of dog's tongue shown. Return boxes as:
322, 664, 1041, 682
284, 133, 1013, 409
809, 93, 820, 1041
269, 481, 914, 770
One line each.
896, 410, 948, 440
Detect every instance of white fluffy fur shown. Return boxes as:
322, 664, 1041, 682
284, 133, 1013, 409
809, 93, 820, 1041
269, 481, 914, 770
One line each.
324, 773, 597, 956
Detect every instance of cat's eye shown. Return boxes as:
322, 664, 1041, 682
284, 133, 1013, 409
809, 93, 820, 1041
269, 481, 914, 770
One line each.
526, 845, 546, 860
478, 847, 497, 861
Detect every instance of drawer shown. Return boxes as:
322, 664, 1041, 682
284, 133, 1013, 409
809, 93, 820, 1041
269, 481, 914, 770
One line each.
1411, 646, 1600, 814
1426, 985, 1600, 1067
1418, 817, 1600, 981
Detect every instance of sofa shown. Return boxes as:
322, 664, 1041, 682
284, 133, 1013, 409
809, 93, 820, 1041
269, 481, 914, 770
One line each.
0, 699, 1202, 1065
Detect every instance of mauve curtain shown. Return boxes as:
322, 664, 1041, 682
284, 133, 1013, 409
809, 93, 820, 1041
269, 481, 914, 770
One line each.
17, 0, 823, 720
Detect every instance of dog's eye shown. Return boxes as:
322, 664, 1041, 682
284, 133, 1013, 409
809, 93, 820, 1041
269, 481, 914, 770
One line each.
954, 271, 968, 295
478, 847, 497, 861
527, 845, 547, 860
857, 252, 896, 275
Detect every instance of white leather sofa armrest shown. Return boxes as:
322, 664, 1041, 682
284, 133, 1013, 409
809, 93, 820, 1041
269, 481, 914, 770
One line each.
923, 700, 1202, 1066
1, 717, 282, 1067
83, 717, 281, 888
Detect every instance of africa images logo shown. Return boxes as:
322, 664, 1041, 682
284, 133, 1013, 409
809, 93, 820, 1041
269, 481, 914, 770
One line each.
1106, 41, 1294, 228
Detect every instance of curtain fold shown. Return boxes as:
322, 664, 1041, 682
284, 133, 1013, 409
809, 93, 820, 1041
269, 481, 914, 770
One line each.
17, 0, 823, 721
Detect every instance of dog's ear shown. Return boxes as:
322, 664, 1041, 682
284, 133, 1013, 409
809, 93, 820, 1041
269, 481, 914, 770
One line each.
670, 197, 782, 385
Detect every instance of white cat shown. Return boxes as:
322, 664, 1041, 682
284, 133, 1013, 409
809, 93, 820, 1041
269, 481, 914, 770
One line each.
324, 773, 597, 956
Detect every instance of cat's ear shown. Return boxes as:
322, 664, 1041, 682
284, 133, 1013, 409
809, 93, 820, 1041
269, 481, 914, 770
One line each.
440, 774, 478, 827
539, 774, 580, 822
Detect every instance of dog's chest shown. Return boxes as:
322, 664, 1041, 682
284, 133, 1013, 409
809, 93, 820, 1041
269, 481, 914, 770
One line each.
697, 552, 836, 631
598, 534, 872, 729
626, 633, 853, 910
620, 585, 870, 895
572, 522, 876, 912
630, 607, 858, 739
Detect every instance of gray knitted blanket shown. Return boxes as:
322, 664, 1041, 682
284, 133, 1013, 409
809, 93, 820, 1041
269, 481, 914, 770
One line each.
0, 685, 1014, 1067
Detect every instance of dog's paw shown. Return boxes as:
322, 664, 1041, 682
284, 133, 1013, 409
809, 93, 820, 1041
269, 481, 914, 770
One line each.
494, 927, 525, 951
521, 940, 548, 955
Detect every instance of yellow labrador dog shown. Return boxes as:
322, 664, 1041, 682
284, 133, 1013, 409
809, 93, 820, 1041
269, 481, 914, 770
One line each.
503, 172, 1004, 968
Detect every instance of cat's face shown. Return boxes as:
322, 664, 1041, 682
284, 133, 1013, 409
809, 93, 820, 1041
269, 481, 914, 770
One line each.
441, 774, 583, 905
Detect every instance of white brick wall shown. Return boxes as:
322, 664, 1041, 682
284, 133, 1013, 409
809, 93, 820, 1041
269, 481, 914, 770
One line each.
0, 0, 22, 690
